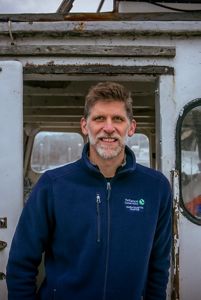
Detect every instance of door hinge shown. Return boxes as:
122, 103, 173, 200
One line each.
0, 217, 7, 228
0, 272, 6, 280
0, 240, 7, 251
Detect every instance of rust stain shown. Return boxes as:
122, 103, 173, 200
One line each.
64, 12, 118, 22
47, 60, 55, 66
73, 21, 86, 32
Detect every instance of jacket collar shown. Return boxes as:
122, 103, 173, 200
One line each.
81, 143, 136, 177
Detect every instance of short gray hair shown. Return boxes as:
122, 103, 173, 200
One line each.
84, 82, 133, 121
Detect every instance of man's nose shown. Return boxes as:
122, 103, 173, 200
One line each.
103, 120, 115, 133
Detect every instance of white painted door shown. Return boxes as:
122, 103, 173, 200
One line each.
0, 61, 23, 299
158, 40, 201, 299
156, 75, 176, 300
176, 101, 201, 300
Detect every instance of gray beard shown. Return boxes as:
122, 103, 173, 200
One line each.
88, 133, 127, 160
95, 144, 123, 160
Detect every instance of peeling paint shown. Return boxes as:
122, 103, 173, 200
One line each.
171, 169, 180, 300
73, 21, 86, 32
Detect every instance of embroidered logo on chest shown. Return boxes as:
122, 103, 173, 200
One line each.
125, 198, 145, 212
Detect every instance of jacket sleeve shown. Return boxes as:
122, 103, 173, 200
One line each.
144, 176, 172, 300
6, 172, 55, 300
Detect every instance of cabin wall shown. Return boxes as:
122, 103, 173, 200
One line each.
0, 61, 23, 300
0, 14, 201, 299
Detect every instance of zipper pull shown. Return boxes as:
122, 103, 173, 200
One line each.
96, 193, 101, 215
96, 193, 101, 205
96, 194, 101, 243
107, 182, 111, 190
107, 182, 111, 201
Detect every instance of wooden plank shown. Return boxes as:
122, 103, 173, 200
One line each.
24, 64, 174, 75
24, 81, 93, 95
24, 96, 85, 107
24, 115, 155, 123
23, 74, 158, 82
23, 123, 155, 130
1, 12, 201, 22
23, 95, 154, 107
24, 89, 84, 97
0, 17, 201, 40
24, 107, 155, 116
0, 45, 175, 57
24, 116, 82, 122
24, 81, 156, 96
24, 107, 85, 115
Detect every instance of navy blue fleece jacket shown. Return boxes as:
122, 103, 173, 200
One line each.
6, 144, 172, 300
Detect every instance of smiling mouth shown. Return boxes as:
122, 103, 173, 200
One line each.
99, 137, 118, 143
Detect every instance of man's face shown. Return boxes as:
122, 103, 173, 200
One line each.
81, 100, 136, 161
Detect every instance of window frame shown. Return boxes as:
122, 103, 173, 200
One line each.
176, 98, 201, 225
30, 130, 84, 174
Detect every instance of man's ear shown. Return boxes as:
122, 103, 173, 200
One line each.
128, 119, 136, 137
80, 117, 88, 136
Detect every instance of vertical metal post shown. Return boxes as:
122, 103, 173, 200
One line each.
171, 169, 180, 300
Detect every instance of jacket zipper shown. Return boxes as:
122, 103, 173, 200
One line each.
96, 193, 101, 243
103, 181, 111, 300
53, 288, 56, 300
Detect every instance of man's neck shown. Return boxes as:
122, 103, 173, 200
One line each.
89, 148, 125, 178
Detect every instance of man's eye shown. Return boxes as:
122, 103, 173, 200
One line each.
94, 116, 104, 121
114, 116, 124, 122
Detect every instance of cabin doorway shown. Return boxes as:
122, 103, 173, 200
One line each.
23, 74, 158, 189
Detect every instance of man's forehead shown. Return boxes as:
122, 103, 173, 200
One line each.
89, 100, 127, 113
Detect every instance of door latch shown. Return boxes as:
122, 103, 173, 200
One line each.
0, 272, 6, 280
0, 240, 7, 251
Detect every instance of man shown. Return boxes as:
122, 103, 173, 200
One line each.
6, 82, 172, 300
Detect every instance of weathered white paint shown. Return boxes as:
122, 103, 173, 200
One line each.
0, 61, 23, 299
1, 21, 201, 36
172, 169, 180, 300
175, 41, 201, 296
160, 40, 201, 300
158, 74, 176, 178
179, 215, 201, 300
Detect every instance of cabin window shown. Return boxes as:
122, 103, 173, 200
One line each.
31, 131, 84, 173
179, 102, 201, 222
127, 133, 150, 167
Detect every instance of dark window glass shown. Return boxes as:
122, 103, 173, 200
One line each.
181, 105, 201, 219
